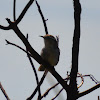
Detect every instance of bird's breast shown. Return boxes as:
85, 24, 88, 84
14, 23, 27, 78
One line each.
41, 47, 60, 66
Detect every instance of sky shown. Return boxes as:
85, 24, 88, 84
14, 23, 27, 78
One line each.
0, 0, 100, 100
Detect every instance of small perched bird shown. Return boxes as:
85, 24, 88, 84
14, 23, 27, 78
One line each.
38, 34, 60, 71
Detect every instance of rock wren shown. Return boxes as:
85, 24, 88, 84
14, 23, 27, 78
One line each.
38, 34, 60, 71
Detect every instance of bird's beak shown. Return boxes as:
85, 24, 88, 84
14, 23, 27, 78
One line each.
39, 36, 44, 38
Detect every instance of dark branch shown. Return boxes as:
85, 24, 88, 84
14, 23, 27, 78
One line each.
35, 0, 48, 35
68, 0, 81, 99
41, 83, 59, 99
15, 0, 35, 24
0, 82, 10, 100
13, 0, 16, 21
0, 25, 11, 30
26, 34, 41, 99
78, 84, 100, 98
51, 88, 63, 100
27, 70, 48, 100
5, 40, 33, 57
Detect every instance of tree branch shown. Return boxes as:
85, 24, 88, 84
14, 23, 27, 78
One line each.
15, 0, 35, 24
78, 84, 100, 98
0, 82, 10, 100
35, 0, 48, 35
51, 88, 63, 100
26, 34, 41, 99
41, 83, 59, 99
5, 40, 33, 57
13, 0, 16, 21
0, 25, 11, 30
27, 70, 48, 100
68, 0, 81, 99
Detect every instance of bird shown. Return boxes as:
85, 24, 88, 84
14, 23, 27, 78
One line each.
38, 34, 60, 71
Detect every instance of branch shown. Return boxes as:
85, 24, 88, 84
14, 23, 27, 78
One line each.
51, 88, 63, 100
68, 0, 81, 99
26, 34, 41, 99
78, 84, 100, 98
0, 82, 10, 100
41, 83, 59, 99
0, 25, 11, 30
35, 0, 48, 35
27, 70, 48, 100
77, 73, 84, 88
15, 0, 35, 24
5, 40, 33, 57
13, 0, 16, 21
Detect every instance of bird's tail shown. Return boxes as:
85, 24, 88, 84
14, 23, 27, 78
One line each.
38, 64, 45, 71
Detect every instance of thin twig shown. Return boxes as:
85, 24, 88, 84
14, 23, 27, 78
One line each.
16, 0, 35, 24
27, 70, 48, 100
78, 83, 100, 98
0, 82, 10, 100
51, 88, 63, 100
5, 40, 33, 57
0, 25, 11, 30
41, 83, 59, 99
77, 73, 84, 88
35, 0, 48, 35
13, 0, 16, 21
26, 34, 41, 99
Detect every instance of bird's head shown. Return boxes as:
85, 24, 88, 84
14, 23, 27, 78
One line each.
40, 34, 59, 48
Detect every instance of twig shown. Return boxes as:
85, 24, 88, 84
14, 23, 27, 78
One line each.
26, 34, 41, 99
0, 82, 10, 100
5, 39, 33, 57
78, 83, 100, 98
35, 0, 48, 35
15, 0, 35, 24
90, 74, 100, 84
27, 70, 48, 100
0, 25, 11, 30
77, 73, 84, 88
13, 0, 16, 21
51, 88, 63, 100
41, 83, 59, 99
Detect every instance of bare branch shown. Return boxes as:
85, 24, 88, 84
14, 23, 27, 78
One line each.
78, 84, 100, 98
13, 0, 16, 21
77, 73, 84, 88
35, 0, 48, 35
68, 0, 81, 99
0, 82, 10, 100
0, 25, 11, 30
26, 34, 41, 99
41, 83, 59, 99
27, 70, 48, 100
15, 0, 35, 24
5, 40, 33, 57
51, 88, 63, 100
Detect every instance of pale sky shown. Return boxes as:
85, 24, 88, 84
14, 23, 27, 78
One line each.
0, 0, 100, 100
